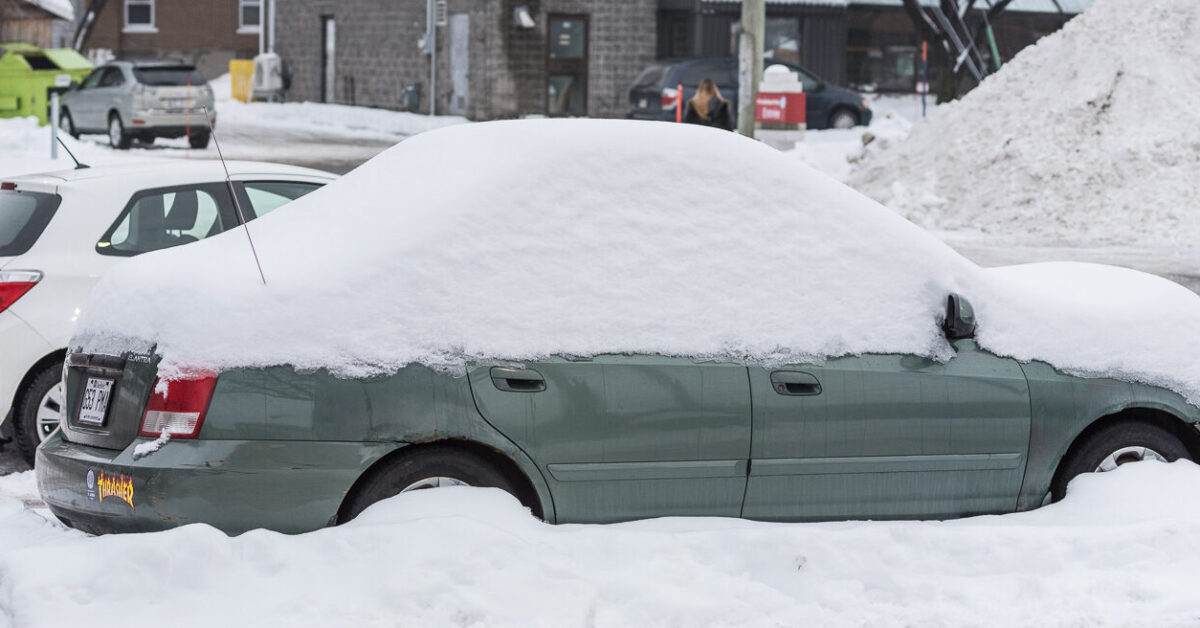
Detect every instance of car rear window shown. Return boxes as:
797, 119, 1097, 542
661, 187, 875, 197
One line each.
0, 190, 61, 256
632, 64, 670, 89
133, 67, 208, 86
680, 62, 736, 89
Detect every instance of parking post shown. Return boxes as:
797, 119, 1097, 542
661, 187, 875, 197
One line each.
50, 91, 59, 160
676, 83, 683, 123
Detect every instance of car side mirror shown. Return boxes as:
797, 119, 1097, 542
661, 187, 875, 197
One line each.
943, 294, 976, 340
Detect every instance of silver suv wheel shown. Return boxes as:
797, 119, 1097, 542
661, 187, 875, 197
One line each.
108, 116, 124, 148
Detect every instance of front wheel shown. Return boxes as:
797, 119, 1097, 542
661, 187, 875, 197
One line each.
13, 364, 65, 467
1051, 421, 1191, 501
338, 446, 526, 523
58, 109, 78, 139
828, 109, 858, 129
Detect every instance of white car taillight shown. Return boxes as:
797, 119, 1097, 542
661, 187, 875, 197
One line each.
0, 270, 42, 314
139, 375, 218, 439
661, 87, 679, 110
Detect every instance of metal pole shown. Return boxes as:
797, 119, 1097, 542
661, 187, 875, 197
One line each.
429, 2, 437, 117
50, 92, 60, 159
268, 0, 276, 53
921, 41, 928, 117
258, 0, 265, 56
736, 0, 765, 137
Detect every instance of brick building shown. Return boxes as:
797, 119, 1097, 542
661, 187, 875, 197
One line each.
275, 0, 657, 120
77, 0, 263, 79
274, 0, 1088, 120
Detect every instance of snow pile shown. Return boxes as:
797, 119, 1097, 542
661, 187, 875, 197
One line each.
3, 462, 1200, 626
69, 118, 1200, 403
0, 117, 144, 178
208, 73, 469, 141
789, 109, 912, 182
848, 0, 1200, 248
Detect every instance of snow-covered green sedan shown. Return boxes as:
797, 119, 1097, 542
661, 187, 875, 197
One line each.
35, 120, 1200, 535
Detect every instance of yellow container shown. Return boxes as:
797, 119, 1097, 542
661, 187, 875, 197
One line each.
229, 59, 254, 103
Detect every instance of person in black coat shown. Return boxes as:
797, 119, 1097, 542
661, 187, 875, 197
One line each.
682, 78, 734, 131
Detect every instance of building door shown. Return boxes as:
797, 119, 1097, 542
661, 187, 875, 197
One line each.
546, 15, 587, 116
321, 15, 336, 103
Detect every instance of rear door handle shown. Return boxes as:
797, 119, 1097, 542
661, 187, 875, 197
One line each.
490, 367, 546, 393
770, 370, 821, 396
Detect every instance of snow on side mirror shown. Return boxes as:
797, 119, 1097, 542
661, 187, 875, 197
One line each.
944, 293, 976, 340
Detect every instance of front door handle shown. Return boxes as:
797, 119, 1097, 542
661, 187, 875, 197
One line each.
770, 370, 821, 396
490, 367, 546, 393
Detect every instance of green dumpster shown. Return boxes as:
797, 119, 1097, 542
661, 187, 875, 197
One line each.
0, 42, 93, 125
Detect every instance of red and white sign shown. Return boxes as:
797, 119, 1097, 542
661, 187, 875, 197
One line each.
755, 92, 806, 125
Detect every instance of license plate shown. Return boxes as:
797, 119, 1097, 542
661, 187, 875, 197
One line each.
638, 98, 648, 109
79, 378, 114, 426
165, 98, 188, 108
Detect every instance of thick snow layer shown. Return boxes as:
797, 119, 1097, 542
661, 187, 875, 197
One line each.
848, 0, 1200, 248
3, 462, 1200, 626
73, 118, 977, 377
70, 118, 1200, 404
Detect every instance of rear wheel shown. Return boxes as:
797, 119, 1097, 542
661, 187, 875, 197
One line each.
13, 364, 64, 467
189, 131, 210, 149
108, 113, 130, 149
338, 446, 524, 523
1051, 421, 1191, 501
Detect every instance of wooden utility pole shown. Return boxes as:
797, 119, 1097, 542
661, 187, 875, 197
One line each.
736, 0, 765, 137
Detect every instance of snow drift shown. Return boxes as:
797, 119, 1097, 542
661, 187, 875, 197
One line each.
3, 462, 1200, 626
848, 0, 1200, 248
71, 118, 1200, 404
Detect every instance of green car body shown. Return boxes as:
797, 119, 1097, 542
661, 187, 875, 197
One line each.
35, 336, 1200, 535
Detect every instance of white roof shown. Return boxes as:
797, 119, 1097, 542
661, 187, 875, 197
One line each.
23, 0, 74, 21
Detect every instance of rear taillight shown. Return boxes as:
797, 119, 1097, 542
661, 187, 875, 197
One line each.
661, 87, 679, 109
139, 375, 218, 438
0, 270, 42, 314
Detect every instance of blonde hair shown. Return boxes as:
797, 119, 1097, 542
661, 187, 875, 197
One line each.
688, 78, 723, 120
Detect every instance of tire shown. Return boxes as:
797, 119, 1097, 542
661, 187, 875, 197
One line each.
829, 109, 858, 129
13, 364, 65, 467
58, 109, 78, 139
108, 113, 131, 149
189, 131, 210, 149
339, 446, 525, 523
1051, 421, 1191, 501
140, 135, 156, 145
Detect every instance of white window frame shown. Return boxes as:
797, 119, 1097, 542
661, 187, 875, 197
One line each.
238, 0, 262, 34
123, 0, 157, 33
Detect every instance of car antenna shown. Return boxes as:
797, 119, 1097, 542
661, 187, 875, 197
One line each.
201, 105, 267, 286
55, 137, 89, 169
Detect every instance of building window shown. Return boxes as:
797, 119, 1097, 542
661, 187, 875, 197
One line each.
124, 0, 156, 33
239, 0, 262, 34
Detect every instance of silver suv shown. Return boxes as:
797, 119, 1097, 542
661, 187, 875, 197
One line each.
59, 60, 216, 150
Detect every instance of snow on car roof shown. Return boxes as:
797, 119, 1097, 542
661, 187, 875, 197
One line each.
70, 119, 1200, 406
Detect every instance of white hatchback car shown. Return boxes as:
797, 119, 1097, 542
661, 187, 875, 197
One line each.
0, 161, 336, 465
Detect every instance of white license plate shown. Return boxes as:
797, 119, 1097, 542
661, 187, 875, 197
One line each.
79, 377, 114, 426
165, 98, 189, 108
638, 98, 648, 109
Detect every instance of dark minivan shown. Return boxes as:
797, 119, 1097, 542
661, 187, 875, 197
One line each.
628, 57, 872, 130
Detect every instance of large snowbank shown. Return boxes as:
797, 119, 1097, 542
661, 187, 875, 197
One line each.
3, 462, 1200, 626
208, 74, 469, 141
0, 117, 144, 178
848, 0, 1200, 248
70, 119, 1200, 404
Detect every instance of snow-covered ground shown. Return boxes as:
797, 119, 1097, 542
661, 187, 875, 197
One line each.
3, 462, 1200, 626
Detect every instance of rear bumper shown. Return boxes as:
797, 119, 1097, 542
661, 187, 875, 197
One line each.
128, 110, 214, 134
0, 310, 54, 425
36, 431, 396, 535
